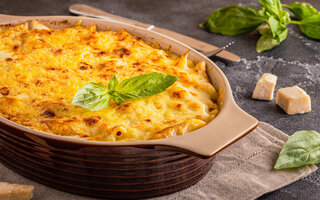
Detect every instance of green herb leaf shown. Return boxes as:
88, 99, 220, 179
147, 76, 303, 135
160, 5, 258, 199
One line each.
72, 73, 178, 111
259, 0, 283, 20
280, 10, 291, 25
298, 14, 320, 40
72, 82, 110, 111
108, 74, 118, 91
116, 72, 178, 99
111, 92, 125, 104
256, 26, 287, 53
283, 2, 318, 20
267, 15, 282, 38
274, 130, 320, 169
200, 5, 267, 36
258, 24, 270, 35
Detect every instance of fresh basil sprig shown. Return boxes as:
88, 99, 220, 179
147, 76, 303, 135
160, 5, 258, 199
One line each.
274, 130, 320, 169
201, 1, 320, 53
72, 72, 178, 111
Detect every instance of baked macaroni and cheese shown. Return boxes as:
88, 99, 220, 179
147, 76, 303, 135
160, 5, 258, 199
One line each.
0, 20, 219, 142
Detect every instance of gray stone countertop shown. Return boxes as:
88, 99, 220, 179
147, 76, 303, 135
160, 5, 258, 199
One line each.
0, 0, 319, 199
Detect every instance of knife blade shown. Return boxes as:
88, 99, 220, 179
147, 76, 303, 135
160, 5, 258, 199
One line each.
69, 4, 240, 62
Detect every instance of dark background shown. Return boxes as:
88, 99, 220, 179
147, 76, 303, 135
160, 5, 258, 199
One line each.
1, 0, 319, 199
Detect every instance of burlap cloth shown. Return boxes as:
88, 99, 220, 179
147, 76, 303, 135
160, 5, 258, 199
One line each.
0, 122, 317, 200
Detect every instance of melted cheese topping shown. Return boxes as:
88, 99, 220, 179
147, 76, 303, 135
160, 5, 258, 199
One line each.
0, 20, 219, 142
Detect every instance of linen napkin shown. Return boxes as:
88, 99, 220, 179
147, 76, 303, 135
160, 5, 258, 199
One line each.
0, 122, 317, 200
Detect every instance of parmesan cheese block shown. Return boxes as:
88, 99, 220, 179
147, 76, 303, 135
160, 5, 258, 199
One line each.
276, 86, 311, 115
0, 182, 34, 200
0, 20, 220, 142
252, 73, 277, 101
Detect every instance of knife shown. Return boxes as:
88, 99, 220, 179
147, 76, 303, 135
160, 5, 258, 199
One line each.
69, 4, 241, 62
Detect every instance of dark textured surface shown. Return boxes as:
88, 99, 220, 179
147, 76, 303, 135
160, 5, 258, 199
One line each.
0, 0, 319, 199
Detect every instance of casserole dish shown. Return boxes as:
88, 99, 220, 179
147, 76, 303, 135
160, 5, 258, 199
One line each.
0, 14, 258, 199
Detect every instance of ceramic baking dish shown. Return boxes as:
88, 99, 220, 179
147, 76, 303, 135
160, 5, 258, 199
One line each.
0, 14, 258, 199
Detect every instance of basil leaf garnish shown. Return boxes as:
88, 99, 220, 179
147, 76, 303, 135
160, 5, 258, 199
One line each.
283, 2, 319, 20
72, 72, 178, 111
274, 130, 320, 169
110, 92, 125, 104
72, 82, 110, 111
200, 6, 267, 36
108, 74, 118, 91
116, 72, 178, 99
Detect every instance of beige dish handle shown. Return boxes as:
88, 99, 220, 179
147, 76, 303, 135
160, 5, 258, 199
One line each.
153, 101, 258, 158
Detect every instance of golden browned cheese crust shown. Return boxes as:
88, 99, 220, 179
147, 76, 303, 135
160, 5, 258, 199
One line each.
0, 20, 219, 142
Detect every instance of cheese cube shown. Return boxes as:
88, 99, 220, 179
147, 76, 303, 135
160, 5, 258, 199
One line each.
0, 182, 34, 200
252, 73, 277, 100
276, 86, 311, 115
